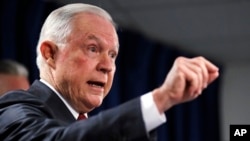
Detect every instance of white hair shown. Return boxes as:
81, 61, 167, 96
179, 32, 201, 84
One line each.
36, 3, 116, 70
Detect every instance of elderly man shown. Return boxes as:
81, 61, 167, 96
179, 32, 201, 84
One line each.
0, 3, 219, 141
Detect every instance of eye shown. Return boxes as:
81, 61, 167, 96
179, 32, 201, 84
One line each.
109, 51, 117, 59
88, 46, 98, 53
85, 45, 100, 58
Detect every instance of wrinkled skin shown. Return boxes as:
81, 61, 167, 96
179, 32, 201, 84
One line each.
40, 13, 119, 113
40, 12, 219, 115
153, 56, 219, 113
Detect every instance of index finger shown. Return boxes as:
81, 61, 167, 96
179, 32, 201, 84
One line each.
203, 58, 220, 84
203, 58, 219, 73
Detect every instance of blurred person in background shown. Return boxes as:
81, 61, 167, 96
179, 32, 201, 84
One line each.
0, 59, 30, 95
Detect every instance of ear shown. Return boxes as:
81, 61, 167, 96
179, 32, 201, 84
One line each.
40, 41, 58, 69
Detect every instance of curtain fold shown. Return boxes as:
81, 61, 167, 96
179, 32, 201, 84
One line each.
92, 29, 222, 141
0, 1, 221, 141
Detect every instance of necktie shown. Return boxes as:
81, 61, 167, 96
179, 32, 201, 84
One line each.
77, 113, 87, 120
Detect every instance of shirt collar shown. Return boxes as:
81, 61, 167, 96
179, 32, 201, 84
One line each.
39, 79, 79, 119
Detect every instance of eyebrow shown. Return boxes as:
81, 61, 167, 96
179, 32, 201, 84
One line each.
87, 34, 99, 41
87, 34, 119, 49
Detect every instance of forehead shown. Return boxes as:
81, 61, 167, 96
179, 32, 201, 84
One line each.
69, 13, 118, 45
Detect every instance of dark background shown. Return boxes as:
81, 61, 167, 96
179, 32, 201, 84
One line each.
0, 0, 222, 141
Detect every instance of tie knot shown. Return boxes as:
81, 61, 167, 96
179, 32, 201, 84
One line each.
77, 113, 87, 120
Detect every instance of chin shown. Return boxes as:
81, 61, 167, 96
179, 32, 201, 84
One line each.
89, 97, 104, 107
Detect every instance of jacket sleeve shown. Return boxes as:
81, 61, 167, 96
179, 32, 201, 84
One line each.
0, 95, 156, 141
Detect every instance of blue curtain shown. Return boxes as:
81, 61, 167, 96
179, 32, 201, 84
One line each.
93, 29, 222, 141
0, 0, 58, 80
0, 1, 221, 141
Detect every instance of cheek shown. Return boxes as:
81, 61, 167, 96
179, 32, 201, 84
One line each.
58, 53, 90, 75
58, 47, 85, 67
58, 59, 97, 89
9, 80, 29, 90
18, 79, 30, 90
104, 72, 115, 94
57, 47, 97, 74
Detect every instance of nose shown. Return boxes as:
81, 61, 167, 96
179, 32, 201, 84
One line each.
97, 54, 115, 74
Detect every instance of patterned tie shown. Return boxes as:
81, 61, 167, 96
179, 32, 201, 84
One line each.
77, 113, 87, 120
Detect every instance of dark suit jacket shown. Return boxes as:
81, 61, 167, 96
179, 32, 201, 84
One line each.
0, 80, 156, 141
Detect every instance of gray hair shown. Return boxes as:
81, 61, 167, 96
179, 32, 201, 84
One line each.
36, 3, 116, 70
0, 59, 29, 77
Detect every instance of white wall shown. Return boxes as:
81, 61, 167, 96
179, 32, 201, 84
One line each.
220, 63, 250, 141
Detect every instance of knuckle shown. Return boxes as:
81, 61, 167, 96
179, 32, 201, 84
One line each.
196, 56, 205, 60
175, 56, 187, 64
197, 67, 203, 73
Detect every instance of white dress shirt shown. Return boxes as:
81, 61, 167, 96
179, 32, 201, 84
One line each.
40, 79, 166, 132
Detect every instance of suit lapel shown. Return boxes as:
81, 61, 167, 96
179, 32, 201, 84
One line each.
28, 80, 76, 124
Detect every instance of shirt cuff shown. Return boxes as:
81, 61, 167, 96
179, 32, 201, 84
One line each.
140, 92, 167, 132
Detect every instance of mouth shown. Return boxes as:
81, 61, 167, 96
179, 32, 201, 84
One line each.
87, 81, 105, 88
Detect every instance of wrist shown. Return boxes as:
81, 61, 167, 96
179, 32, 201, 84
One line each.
152, 88, 173, 114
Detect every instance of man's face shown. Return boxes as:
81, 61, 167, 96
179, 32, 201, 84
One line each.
0, 74, 30, 95
53, 13, 119, 113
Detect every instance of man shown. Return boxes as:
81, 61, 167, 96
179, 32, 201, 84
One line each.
0, 3, 219, 141
0, 59, 29, 95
